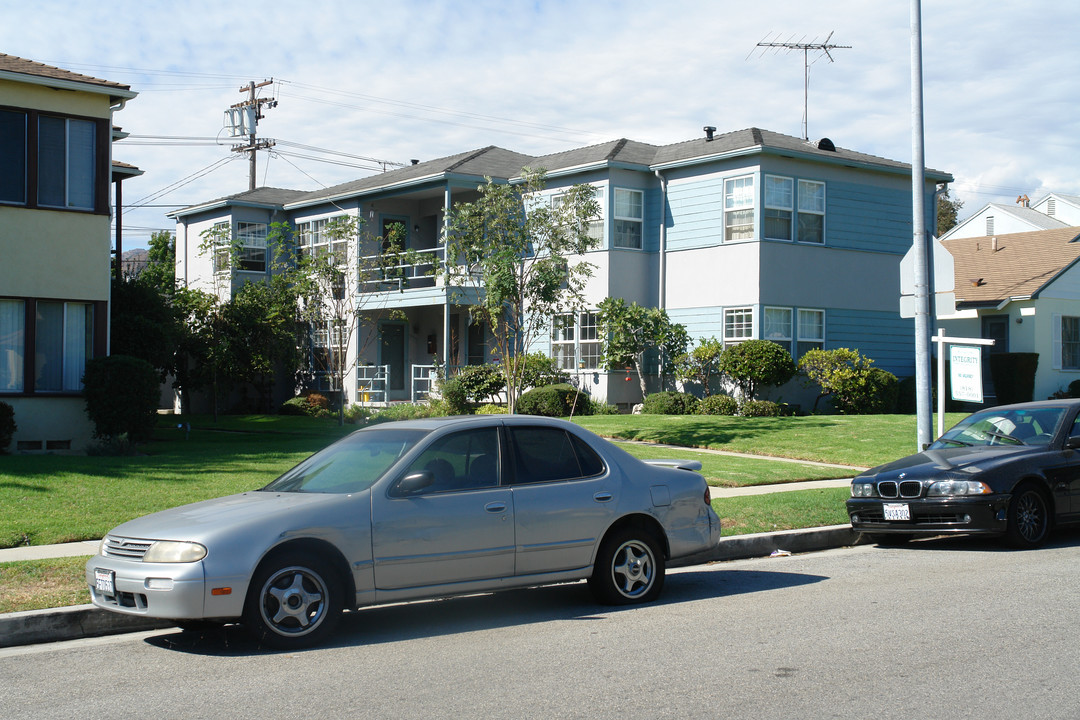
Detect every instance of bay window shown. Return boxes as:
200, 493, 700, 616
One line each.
764, 176, 793, 241
613, 188, 643, 249
798, 180, 826, 243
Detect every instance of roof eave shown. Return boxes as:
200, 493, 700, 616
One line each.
168, 198, 287, 219
0, 69, 137, 104
284, 172, 505, 210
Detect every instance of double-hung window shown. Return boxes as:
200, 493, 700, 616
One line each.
797, 180, 825, 243
0, 109, 103, 211
0, 110, 27, 204
724, 307, 753, 347
724, 175, 755, 241
1055, 315, 1080, 370
797, 309, 825, 357
550, 311, 600, 370
764, 176, 793, 241
613, 188, 643, 249
763, 307, 793, 354
0, 299, 25, 391
35, 301, 93, 392
236, 222, 268, 272
211, 222, 231, 273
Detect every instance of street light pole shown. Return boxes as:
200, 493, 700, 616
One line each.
911, 0, 933, 450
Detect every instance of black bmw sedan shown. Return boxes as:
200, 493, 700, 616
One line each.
847, 400, 1080, 548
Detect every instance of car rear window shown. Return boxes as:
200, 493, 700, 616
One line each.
509, 427, 605, 484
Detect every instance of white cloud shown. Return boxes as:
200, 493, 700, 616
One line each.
7, 0, 1079, 246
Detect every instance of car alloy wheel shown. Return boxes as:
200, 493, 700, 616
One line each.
589, 528, 665, 605
244, 552, 342, 649
1006, 484, 1051, 549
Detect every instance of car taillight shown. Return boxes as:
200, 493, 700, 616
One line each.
704, 487, 712, 505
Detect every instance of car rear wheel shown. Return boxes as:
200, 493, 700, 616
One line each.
1005, 483, 1052, 549
243, 552, 342, 649
588, 528, 665, 605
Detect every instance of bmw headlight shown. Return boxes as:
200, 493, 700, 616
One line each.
926, 480, 991, 497
851, 482, 877, 498
142, 541, 207, 563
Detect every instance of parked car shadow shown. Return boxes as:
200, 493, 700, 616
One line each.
143, 565, 827, 656
871, 524, 1080, 553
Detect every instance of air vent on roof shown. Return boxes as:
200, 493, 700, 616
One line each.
410, 159, 419, 165
704, 126, 716, 141
986, 216, 995, 236
816, 138, 836, 152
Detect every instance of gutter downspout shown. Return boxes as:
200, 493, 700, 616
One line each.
654, 170, 668, 310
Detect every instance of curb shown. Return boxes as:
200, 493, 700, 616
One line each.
0, 525, 863, 649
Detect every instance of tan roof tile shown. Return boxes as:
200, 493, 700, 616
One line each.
0, 53, 131, 92
944, 226, 1080, 305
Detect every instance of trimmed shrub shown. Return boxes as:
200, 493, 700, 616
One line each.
642, 391, 700, 415
343, 404, 372, 424
698, 394, 739, 416
740, 399, 783, 417
718, 340, 797, 398
475, 403, 508, 415
517, 383, 591, 417
280, 393, 331, 417
83, 355, 160, 444
371, 403, 441, 423
437, 376, 471, 415
455, 363, 505, 404
990, 353, 1039, 405
587, 398, 620, 415
520, 352, 570, 390
0, 400, 15, 453
280, 397, 310, 416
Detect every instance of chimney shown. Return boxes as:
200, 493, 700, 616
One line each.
703, 126, 716, 141
1016, 194, 1030, 207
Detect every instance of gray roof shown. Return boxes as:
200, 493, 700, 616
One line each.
986, 203, 1069, 231
289, 146, 536, 207
169, 187, 309, 218
532, 139, 660, 173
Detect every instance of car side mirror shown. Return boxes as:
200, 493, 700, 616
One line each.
395, 470, 434, 496
1066, 436, 1080, 450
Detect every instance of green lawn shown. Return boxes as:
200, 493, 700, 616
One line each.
575, 413, 965, 468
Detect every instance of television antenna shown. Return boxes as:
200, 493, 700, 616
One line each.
750, 32, 851, 140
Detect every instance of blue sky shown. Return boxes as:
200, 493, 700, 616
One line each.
6, 0, 1078, 248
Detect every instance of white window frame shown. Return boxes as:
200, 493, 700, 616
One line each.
613, 188, 643, 249
235, 222, 268, 273
723, 307, 754, 346
764, 176, 793, 241
763, 307, 793, 354
211, 221, 231, 274
797, 180, 825, 244
797, 308, 825, 357
724, 175, 755, 241
1054, 314, 1080, 370
550, 311, 600, 370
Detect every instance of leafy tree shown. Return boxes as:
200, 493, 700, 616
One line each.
717, 339, 796, 399
676, 336, 724, 397
110, 276, 178, 380
82, 355, 160, 445
936, 186, 964, 236
140, 230, 177, 296
170, 287, 221, 417
596, 298, 688, 399
442, 168, 601, 413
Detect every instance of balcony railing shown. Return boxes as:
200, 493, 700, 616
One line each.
358, 247, 441, 293
356, 364, 389, 405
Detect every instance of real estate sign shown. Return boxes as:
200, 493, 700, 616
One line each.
950, 345, 983, 403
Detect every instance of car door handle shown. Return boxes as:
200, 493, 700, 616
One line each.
485, 502, 508, 513
593, 492, 613, 503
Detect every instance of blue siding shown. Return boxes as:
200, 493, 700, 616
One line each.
665, 176, 726, 252
827, 180, 913, 254
666, 306, 725, 339
827, 309, 915, 377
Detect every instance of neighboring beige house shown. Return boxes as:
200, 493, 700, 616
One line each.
0, 54, 138, 452
938, 226, 1080, 401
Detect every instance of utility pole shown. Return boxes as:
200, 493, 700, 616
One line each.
227, 79, 277, 191
910, 0, 933, 450
752, 32, 851, 140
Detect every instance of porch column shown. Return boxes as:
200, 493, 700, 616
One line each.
443, 181, 452, 371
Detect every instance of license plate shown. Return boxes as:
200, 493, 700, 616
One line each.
883, 503, 911, 521
94, 569, 115, 596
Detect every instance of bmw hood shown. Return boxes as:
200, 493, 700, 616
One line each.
858, 445, 1035, 481
104, 491, 362, 544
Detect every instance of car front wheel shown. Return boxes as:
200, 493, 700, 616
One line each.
243, 552, 342, 649
588, 528, 665, 605
1005, 483, 1052, 549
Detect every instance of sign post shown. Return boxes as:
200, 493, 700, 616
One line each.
933, 329, 995, 439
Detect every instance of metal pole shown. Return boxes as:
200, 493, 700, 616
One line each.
911, 0, 933, 450
247, 81, 256, 191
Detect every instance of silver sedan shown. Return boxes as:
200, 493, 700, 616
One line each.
86, 415, 721, 648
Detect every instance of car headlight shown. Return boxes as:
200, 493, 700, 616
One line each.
851, 482, 877, 498
142, 541, 207, 563
926, 480, 991, 497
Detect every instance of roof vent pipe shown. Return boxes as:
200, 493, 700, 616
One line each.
703, 126, 716, 141
992, 236, 999, 252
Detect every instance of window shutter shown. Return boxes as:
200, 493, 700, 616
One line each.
1053, 314, 1063, 370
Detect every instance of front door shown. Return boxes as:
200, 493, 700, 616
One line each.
379, 323, 406, 400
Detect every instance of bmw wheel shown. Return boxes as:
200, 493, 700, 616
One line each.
589, 528, 665, 605
1005, 483, 1052, 549
243, 552, 342, 649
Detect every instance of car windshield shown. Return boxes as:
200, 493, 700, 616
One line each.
931, 407, 1066, 449
260, 428, 428, 493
